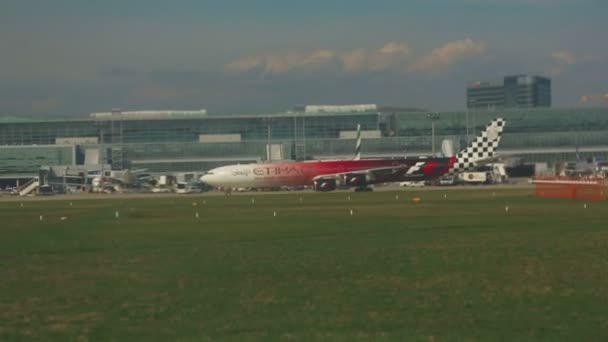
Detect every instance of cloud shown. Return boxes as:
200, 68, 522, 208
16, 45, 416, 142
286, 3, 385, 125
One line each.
408, 38, 487, 72
580, 93, 608, 103
225, 42, 412, 74
225, 49, 337, 74
226, 39, 488, 76
342, 42, 412, 72
549, 50, 601, 76
552, 50, 576, 65
549, 50, 576, 77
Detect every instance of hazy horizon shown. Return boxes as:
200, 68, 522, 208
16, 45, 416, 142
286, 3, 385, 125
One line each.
1, 0, 606, 117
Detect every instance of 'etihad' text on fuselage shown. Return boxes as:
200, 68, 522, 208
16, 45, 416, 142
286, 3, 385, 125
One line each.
253, 166, 307, 177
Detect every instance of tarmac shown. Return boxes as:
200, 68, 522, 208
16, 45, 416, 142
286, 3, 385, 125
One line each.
0, 180, 535, 202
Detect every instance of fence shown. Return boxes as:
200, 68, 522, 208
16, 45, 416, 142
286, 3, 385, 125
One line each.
533, 177, 606, 201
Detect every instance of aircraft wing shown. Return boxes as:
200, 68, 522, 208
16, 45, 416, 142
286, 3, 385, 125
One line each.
474, 154, 512, 165
100, 177, 126, 185
313, 165, 410, 181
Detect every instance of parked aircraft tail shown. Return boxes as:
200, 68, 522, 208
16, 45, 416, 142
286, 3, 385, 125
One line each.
354, 124, 362, 160
450, 118, 506, 173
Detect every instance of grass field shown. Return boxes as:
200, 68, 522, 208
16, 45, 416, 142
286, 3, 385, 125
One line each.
1, 189, 607, 341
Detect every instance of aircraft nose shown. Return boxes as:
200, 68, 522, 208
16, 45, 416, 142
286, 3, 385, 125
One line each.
200, 174, 211, 184
200, 173, 217, 187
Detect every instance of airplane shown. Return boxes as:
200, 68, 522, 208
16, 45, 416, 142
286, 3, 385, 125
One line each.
200, 118, 506, 192
560, 147, 605, 177
89, 168, 152, 192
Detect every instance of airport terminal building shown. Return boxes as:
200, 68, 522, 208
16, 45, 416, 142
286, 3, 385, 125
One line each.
467, 75, 552, 109
1, 105, 608, 182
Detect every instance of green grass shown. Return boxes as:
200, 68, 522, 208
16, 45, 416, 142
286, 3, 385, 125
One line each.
1, 189, 607, 341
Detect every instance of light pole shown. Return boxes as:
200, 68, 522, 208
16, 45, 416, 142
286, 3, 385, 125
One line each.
427, 112, 440, 155
465, 106, 470, 144
466, 99, 477, 143
264, 117, 272, 162
472, 105, 476, 139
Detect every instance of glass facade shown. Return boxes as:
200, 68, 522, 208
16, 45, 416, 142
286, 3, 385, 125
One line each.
1, 106, 607, 175
0, 145, 74, 176
467, 75, 551, 109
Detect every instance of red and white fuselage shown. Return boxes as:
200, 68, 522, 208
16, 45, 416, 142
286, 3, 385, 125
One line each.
201, 157, 456, 189
200, 118, 506, 191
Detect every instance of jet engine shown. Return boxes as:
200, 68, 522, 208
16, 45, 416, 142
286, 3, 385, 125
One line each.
314, 178, 337, 191
91, 176, 103, 188
343, 173, 368, 187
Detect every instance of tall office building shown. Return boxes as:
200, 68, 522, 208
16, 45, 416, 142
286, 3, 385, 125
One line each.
467, 75, 551, 109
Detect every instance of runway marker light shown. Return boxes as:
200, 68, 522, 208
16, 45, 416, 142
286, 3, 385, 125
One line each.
395, 195, 399, 200
273, 210, 277, 217
584, 203, 587, 209
251, 198, 255, 204
60, 216, 68, 221
195, 212, 199, 219
299, 197, 303, 203
349, 209, 353, 216
39, 215, 43, 221
505, 205, 509, 213
70, 202, 73, 206
115, 210, 120, 219
192, 202, 197, 207
444, 193, 447, 199
20, 202, 23, 207
347, 196, 351, 201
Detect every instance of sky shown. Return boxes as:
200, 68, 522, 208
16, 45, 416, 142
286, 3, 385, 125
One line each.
0, 0, 606, 116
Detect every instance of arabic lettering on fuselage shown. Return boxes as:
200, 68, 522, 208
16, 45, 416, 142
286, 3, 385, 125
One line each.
253, 165, 308, 177
231, 165, 308, 178
231, 169, 251, 177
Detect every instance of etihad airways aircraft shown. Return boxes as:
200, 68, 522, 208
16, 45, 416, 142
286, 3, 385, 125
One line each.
200, 118, 506, 191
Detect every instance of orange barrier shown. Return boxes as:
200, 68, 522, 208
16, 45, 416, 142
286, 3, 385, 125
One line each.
533, 177, 606, 201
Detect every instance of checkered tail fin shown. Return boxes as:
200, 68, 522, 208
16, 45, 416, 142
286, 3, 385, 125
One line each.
451, 118, 506, 172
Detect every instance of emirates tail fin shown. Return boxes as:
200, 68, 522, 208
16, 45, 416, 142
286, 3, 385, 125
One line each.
354, 124, 361, 160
